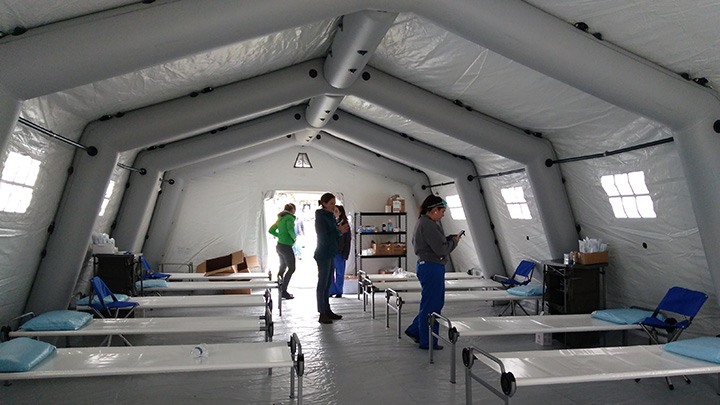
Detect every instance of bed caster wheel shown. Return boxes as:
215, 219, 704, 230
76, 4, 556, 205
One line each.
501, 372, 517, 396
462, 348, 474, 368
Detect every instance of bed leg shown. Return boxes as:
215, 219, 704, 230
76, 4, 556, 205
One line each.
465, 358, 473, 403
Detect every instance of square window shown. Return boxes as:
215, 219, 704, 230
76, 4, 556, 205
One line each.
445, 194, 466, 220
0, 152, 40, 214
501, 187, 532, 220
601, 171, 656, 219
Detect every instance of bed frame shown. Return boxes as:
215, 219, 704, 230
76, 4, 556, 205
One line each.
9, 310, 273, 347
462, 343, 720, 403
141, 279, 284, 315
76, 289, 273, 317
1, 334, 305, 404
363, 278, 503, 318
429, 312, 640, 383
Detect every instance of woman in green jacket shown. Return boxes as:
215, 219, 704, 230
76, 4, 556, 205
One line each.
269, 203, 297, 299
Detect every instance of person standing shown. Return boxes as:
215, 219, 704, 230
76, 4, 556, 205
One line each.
404, 195, 462, 349
268, 203, 297, 300
329, 205, 351, 298
314, 193, 349, 324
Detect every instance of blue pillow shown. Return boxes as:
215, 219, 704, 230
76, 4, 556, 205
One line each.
76, 294, 129, 306
507, 284, 544, 296
21, 310, 93, 331
591, 308, 663, 325
663, 337, 720, 364
0, 337, 56, 372
136, 279, 168, 289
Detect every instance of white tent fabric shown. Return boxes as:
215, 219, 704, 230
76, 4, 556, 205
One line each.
0, 0, 718, 338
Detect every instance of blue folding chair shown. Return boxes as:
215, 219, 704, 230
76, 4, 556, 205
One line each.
140, 256, 171, 280
638, 286, 708, 389
89, 276, 138, 319
492, 260, 536, 288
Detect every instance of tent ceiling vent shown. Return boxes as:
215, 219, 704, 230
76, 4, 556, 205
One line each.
294, 153, 312, 169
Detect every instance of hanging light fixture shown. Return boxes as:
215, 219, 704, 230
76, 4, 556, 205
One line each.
294, 152, 312, 168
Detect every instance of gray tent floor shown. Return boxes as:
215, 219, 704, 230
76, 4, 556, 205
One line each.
3, 285, 719, 404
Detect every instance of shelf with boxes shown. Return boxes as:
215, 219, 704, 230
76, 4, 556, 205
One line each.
354, 211, 407, 275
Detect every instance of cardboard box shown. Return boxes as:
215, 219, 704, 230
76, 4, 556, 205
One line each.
372, 242, 393, 256
535, 333, 552, 346
196, 250, 253, 293
390, 242, 406, 255
387, 196, 405, 213
196, 250, 246, 274
576, 251, 608, 265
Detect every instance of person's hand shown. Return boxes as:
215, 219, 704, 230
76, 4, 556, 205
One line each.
452, 234, 461, 242
339, 222, 350, 234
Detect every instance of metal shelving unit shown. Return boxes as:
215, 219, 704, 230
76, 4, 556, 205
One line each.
354, 212, 407, 275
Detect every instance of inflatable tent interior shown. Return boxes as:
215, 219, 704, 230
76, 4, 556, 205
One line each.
1, 1, 720, 403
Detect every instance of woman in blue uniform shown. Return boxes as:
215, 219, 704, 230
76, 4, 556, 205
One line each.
404, 195, 462, 349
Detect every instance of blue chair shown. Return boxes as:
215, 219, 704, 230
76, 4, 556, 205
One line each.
140, 256, 171, 280
89, 276, 138, 319
492, 260, 536, 288
638, 286, 708, 389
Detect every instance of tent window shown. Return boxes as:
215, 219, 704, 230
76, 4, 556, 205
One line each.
445, 194, 466, 220
99, 181, 115, 216
600, 171, 656, 218
0, 152, 40, 214
501, 186, 532, 220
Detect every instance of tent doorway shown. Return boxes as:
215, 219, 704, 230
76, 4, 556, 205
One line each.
264, 191, 344, 292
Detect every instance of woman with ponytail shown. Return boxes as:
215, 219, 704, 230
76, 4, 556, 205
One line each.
268, 203, 297, 299
404, 195, 462, 349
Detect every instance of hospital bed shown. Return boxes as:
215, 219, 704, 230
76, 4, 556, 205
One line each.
9, 313, 274, 347
76, 291, 272, 317
141, 280, 284, 315
385, 289, 542, 339
364, 278, 503, 318
164, 271, 272, 281
356, 270, 490, 300
462, 343, 720, 404
0, 334, 305, 404
429, 313, 641, 383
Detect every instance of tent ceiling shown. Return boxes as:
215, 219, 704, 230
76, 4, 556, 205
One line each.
4, 1, 719, 155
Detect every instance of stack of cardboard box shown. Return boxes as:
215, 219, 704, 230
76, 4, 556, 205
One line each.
195, 250, 260, 294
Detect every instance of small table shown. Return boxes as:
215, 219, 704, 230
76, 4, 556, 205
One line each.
540, 259, 607, 315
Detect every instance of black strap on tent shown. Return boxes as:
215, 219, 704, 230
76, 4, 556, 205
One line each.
422, 168, 526, 189
18, 117, 97, 156
117, 163, 147, 175
545, 137, 674, 167
18, 117, 146, 174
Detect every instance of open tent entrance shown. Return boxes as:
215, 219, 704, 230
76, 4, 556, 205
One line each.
264, 191, 345, 294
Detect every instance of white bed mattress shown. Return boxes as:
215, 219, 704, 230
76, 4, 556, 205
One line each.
143, 280, 278, 291
0, 341, 293, 380
166, 272, 271, 281
451, 314, 638, 337
373, 279, 502, 292
476, 344, 720, 387
77, 294, 268, 311
10, 316, 265, 337
397, 290, 540, 304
